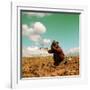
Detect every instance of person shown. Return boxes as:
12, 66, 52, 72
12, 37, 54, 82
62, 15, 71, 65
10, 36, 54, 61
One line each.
48, 40, 65, 66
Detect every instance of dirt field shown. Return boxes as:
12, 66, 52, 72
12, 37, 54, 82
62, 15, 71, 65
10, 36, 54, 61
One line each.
21, 56, 79, 78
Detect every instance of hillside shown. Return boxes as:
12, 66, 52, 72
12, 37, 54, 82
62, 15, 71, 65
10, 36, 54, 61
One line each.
21, 56, 79, 78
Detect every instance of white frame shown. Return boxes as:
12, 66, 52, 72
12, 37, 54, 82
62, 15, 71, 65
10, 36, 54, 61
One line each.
11, 1, 88, 89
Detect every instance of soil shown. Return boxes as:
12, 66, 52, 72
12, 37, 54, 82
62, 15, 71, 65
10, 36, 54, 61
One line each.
21, 56, 79, 78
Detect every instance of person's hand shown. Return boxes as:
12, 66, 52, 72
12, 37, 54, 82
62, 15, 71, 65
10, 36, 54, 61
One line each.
48, 49, 53, 53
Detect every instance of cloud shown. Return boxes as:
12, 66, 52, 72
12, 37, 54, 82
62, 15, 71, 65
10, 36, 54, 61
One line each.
22, 24, 34, 36
22, 46, 36, 57
22, 46, 52, 57
22, 22, 46, 36
22, 24, 28, 31
22, 22, 47, 42
22, 22, 51, 47
22, 24, 28, 36
65, 47, 79, 56
33, 22, 46, 34
38, 38, 51, 47
22, 46, 30, 57
29, 34, 41, 42
67, 47, 79, 53
43, 39, 51, 45
23, 12, 51, 18
27, 46, 39, 51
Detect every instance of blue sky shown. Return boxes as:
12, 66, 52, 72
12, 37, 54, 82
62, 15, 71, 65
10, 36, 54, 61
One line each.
21, 11, 79, 52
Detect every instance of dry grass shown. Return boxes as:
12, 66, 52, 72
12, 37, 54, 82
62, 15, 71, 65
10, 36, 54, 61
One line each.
21, 56, 79, 78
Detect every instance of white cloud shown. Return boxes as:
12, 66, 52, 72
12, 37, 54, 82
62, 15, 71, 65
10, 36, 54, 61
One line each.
22, 46, 52, 57
23, 12, 51, 18
22, 22, 51, 47
37, 38, 51, 47
33, 22, 46, 34
22, 24, 34, 36
22, 46, 30, 57
27, 46, 39, 51
22, 24, 28, 31
67, 47, 79, 53
22, 22, 46, 36
43, 39, 51, 45
29, 34, 41, 42
65, 47, 79, 56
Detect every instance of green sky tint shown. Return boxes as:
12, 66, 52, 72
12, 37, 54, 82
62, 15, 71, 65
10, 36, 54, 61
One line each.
21, 11, 79, 52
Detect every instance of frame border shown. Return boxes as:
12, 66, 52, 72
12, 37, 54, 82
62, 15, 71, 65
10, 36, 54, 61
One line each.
19, 7, 81, 79
11, 1, 88, 88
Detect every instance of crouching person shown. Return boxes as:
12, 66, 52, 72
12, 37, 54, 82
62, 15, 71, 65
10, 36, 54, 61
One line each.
48, 40, 65, 66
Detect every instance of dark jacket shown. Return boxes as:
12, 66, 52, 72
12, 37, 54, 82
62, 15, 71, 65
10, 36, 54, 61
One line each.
48, 46, 65, 62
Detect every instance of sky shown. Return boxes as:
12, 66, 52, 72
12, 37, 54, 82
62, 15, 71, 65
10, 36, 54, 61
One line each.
21, 10, 79, 52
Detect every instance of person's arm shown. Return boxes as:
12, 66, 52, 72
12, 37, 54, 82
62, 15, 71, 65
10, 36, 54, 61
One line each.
48, 49, 53, 53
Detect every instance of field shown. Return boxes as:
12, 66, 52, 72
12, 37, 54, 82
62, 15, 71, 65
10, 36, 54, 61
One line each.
21, 56, 79, 78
